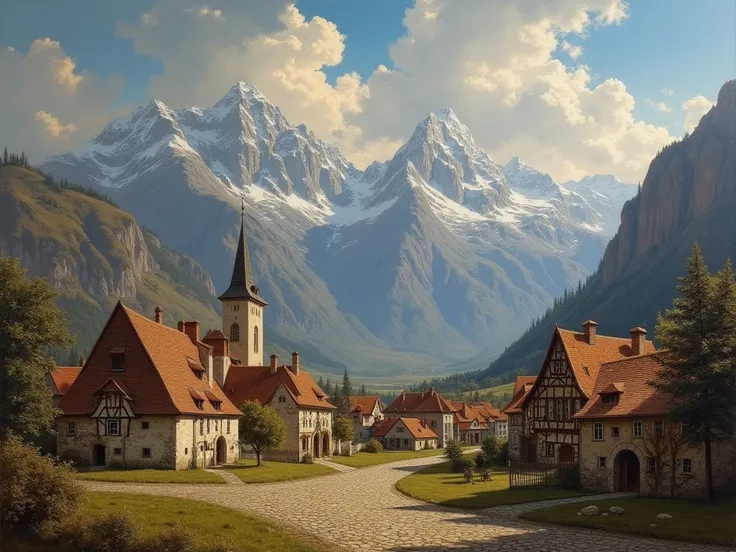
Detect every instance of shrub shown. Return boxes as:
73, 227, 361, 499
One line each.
365, 438, 383, 453
457, 456, 474, 474
497, 441, 509, 465
0, 436, 83, 538
443, 439, 464, 471
301, 452, 314, 464
138, 527, 196, 552
58, 512, 140, 552
474, 452, 487, 469
481, 435, 501, 466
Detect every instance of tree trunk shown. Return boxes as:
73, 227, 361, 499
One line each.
256, 447, 262, 467
705, 437, 714, 500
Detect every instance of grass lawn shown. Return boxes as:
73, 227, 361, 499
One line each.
396, 461, 590, 509
521, 496, 736, 548
223, 459, 335, 483
6, 492, 332, 552
74, 467, 224, 484
328, 447, 446, 468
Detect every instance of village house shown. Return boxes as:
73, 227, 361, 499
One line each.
451, 401, 505, 445
467, 401, 508, 440
348, 396, 384, 441
56, 303, 242, 470
574, 353, 736, 498
503, 375, 537, 458
503, 321, 657, 464
374, 417, 438, 450
48, 363, 82, 407
384, 388, 455, 446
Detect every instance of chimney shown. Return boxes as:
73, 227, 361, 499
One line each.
154, 305, 163, 324
177, 321, 185, 333
202, 330, 230, 387
582, 320, 598, 345
79, 355, 85, 367
270, 354, 279, 375
291, 352, 300, 376
183, 321, 200, 344
630, 327, 647, 355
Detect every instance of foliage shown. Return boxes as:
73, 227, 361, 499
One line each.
558, 463, 581, 490
0, 258, 73, 439
457, 455, 473, 474
653, 245, 736, 499
475, 435, 502, 468
474, 452, 487, 469
301, 452, 314, 464
443, 439, 465, 472
0, 437, 83, 539
237, 400, 286, 466
365, 438, 383, 453
641, 421, 698, 498
332, 415, 353, 443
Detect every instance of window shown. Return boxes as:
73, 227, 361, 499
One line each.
106, 419, 120, 436
654, 420, 663, 436
546, 442, 554, 457
403, 439, 409, 447
647, 457, 657, 474
230, 323, 240, 342
199, 419, 204, 436
610, 426, 620, 438
682, 458, 693, 474
207, 419, 210, 433
551, 360, 565, 374
141, 421, 149, 430
226, 420, 231, 434
555, 400, 563, 420
278, 396, 286, 403
353, 415, 359, 422
397, 426, 405, 433
113, 448, 122, 456
430, 420, 436, 427
547, 401, 554, 420
564, 400, 572, 420
67, 422, 75, 436
253, 326, 259, 353
185, 448, 188, 455
633, 421, 643, 438
573, 399, 581, 414
597, 456, 607, 468
593, 422, 603, 441
142, 448, 151, 458
111, 352, 125, 372
602, 394, 619, 404
213, 400, 222, 411
194, 399, 204, 410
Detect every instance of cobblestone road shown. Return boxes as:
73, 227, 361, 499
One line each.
83, 455, 731, 551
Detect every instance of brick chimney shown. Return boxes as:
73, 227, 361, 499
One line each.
154, 305, 163, 324
630, 327, 647, 355
291, 352, 300, 376
202, 330, 230, 387
183, 321, 200, 344
582, 320, 598, 345
270, 354, 279, 375
79, 355, 85, 367
177, 321, 185, 333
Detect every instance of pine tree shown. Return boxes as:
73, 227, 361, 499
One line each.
324, 378, 333, 395
342, 369, 353, 399
653, 244, 736, 500
2, 146, 7, 164
360, 383, 367, 396
318, 376, 324, 389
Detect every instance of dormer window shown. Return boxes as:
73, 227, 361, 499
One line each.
110, 348, 125, 372
187, 357, 206, 380
601, 393, 620, 404
195, 399, 204, 410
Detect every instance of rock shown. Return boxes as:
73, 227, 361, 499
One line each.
656, 513, 672, 520
651, 523, 658, 527
577, 512, 582, 516
580, 505, 599, 516
609, 506, 624, 515
601, 512, 609, 517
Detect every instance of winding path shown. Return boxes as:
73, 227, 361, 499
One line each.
83, 455, 730, 551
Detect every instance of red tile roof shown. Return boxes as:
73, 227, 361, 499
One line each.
384, 388, 455, 414
59, 302, 240, 417
224, 365, 335, 410
575, 353, 670, 419
451, 402, 489, 429
502, 376, 537, 414
349, 396, 382, 415
373, 417, 439, 440
50, 367, 82, 396
557, 328, 656, 397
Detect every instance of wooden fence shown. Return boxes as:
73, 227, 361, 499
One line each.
509, 461, 579, 489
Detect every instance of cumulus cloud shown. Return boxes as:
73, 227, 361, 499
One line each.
644, 98, 671, 113
661, 87, 674, 96
35, 111, 78, 138
682, 95, 713, 133
560, 41, 583, 60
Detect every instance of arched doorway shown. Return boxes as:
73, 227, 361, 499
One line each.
558, 444, 574, 464
474, 433, 480, 444
313, 433, 320, 458
614, 450, 640, 492
216, 436, 227, 465
323, 433, 330, 457
93, 444, 106, 467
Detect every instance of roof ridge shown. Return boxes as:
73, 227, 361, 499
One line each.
600, 351, 660, 366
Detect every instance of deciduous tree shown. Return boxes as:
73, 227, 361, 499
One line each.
333, 415, 353, 444
238, 400, 286, 466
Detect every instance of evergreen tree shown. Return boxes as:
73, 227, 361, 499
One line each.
2, 146, 7, 164
653, 245, 736, 500
324, 378, 333, 395
342, 369, 353, 399
331, 385, 342, 408
318, 376, 325, 389
360, 383, 367, 396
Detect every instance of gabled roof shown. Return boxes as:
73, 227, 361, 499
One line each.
218, 219, 267, 305
59, 302, 240, 417
502, 376, 537, 414
224, 365, 336, 410
512, 376, 537, 397
94, 378, 131, 399
49, 367, 82, 396
373, 417, 439, 440
575, 353, 670, 419
384, 388, 455, 414
349, 396, 382, 415
451, 401, 491, 428
556, 328, 657, 397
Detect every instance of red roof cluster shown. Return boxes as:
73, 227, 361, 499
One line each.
384, 388, 455, 414
349, 396, 382, 416
502, 376, 537, 415
373, 417, 439, 440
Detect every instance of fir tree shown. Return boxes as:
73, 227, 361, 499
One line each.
653, 245, 736, 500
318, 376, 324, 389
360, 383, 367, 396
324, 378, 333, 395
2, 146, 7, 164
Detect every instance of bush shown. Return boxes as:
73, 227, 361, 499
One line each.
474, 451, 487, 469
138, 527, 196, 552
0, 436, 83, 538
443, 439, 464, 471
497, 441, 509, 465
365, 438, 383, 453
58, 512, 140, 552
457, 456, 474, 473
481, 435, 501, 466
301, 452, 314, 464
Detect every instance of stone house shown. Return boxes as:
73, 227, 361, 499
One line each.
384, 388, 455, 447
494, 411, 508, 440
574, 353, 736, 498
57, 302, 242, 470
374, 417, 438, 450
348, 396, 384, 441
503, 321, 656, 464
452, 402, 490, 445
463, 401, 508, 441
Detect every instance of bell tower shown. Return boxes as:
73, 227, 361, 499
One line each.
218, 199, 267, 366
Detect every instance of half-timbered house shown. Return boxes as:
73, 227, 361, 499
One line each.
510, 321, 656, 464
502, 376, 537, 460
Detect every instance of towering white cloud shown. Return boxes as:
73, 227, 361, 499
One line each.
682, 95, 713, 133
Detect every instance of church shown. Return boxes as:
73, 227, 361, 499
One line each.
55, 210, 334, 468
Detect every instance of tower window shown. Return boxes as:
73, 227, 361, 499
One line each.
230, 323, 240, 342
254, 326, 259, 353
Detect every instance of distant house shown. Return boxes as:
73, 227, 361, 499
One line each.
374, 417, 438, 451
348, 396, 384, 441
48, 365, 82, 407
466, 401, 508, 440
451, 402, 489, 445
502, 376, 537, 460
574, 353, 736, 497
384, 388, 455, 447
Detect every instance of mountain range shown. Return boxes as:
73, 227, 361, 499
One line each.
40, 83, 637, 381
